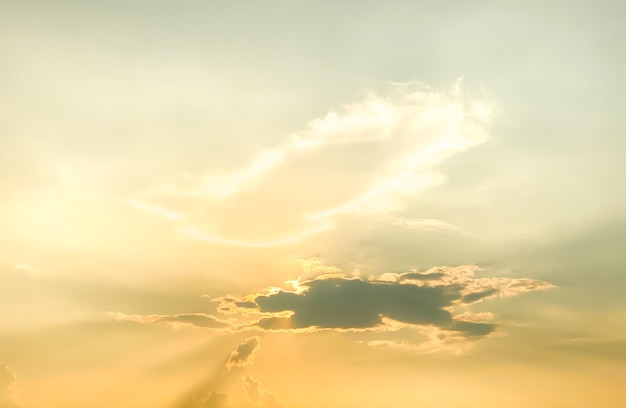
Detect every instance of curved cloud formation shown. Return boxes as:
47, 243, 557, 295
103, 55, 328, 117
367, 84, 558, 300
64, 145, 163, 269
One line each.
132, 81, 493, 246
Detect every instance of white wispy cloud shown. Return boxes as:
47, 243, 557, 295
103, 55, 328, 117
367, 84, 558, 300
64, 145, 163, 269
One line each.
131, 81, 493, 246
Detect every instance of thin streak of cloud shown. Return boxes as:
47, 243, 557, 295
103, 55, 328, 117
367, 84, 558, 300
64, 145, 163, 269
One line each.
177, 221, 335, 248
110, 312, 231, 329
305, 171, 446, 220
380, 216, 466, 234
365, 326, 477, 355
128, 199, 187, 221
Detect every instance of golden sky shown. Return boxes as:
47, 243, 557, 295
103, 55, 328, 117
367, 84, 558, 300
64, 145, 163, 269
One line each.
1, 1, 625, 407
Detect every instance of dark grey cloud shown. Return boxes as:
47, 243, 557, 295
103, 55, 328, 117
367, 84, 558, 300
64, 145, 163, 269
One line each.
450, 321, 496, 337
255, 278, 462, 330
226, 336, 261, 370
399, 271, 445, 281
234, 301, 257, 309
218, 264, 553, 349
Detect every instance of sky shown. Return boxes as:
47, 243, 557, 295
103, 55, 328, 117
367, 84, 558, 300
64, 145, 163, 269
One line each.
1, 0, 625, 407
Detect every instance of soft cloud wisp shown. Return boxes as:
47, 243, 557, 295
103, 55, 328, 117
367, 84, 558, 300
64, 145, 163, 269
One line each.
132, 81, 493, 246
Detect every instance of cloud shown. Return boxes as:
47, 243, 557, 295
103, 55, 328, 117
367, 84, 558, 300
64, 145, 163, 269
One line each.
131, 81, 493, 246
170, 337, 265, 408
225, 337, 261, 370
110, 312, 231, 329
15, 263, 39, 274
178, 221, 335, 248
397, 271, 445, 282
181, 374, 284, 408
243, 375, 262, 404
202, 392, 230, 408
365, 328, 473, 355
0, 364, 20, 408
461, 288, 499, 304
243, 375, 284, 408
253, 277, 461, 330
128, 199, 187, 221
380, 216, 467, 234
219, 263, 553, 351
